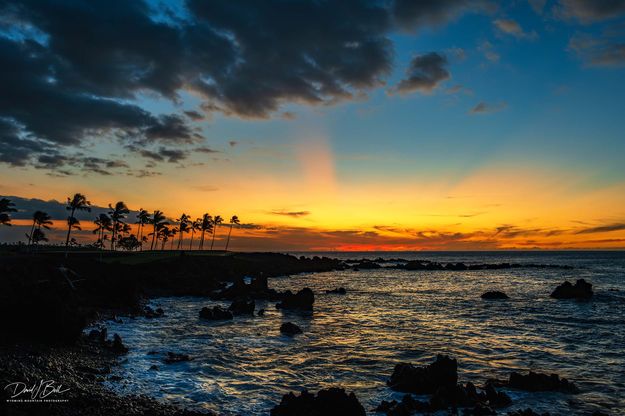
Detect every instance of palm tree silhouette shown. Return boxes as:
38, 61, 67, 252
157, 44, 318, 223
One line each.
108, 201, 129, 251
93, 213, 112, 250
225, 215, 240, 251
210, 215, 223, 251
30, 228, 49, 246
0, 198, 17, 226
65, 193, 91, 257
176, 213, 191, 250
189, 218, 201, 250
136, 209, 151, 251
199, 213, 212, 250
169, 227, 178, 250
149, 210, 168, 250
27, 211, 53, 251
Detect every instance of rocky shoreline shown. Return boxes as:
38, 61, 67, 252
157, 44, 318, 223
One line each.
0, 251, 597, 415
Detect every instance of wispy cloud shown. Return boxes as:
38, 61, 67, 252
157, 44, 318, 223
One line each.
270, 210, 311, 218
575, 222, 625, 234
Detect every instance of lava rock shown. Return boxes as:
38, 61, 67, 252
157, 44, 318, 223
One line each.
164, 352, 191, 364
481, 291, 509, 300
550, 279, 593, 300
250, 275, 269, 291
270, 387, 365, 416
228, 299, 255, 315
199, 306, 233, 320
280, 322, 303, 335
325, 287, 347, 295
353, 261, 381, 270
276, 288, 315, 310
388, 355, 458, 394
484, 383, 512, 408
111, 334, 128, 354
375, 394, 429, 415
144, 306, 165, 318
508, 371, 578, 393
257, 308, 265, 316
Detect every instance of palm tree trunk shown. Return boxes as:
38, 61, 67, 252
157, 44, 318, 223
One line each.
138, 223, 143, 251
200, 230, 205, 250
64, 207, 75, 258
210, 225, 218, 251
225, 224, 233, 251
177, 231, 183, 250
171, 237, 175, 250
150, 225, 156, 250
27, 220, 36, 252
189, 230, 194, 250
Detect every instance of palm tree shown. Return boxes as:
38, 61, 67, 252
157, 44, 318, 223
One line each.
93, 213, 112, 250
199, 213, 212, 250
108, 201, 129, 251
65, 193, 91, 257
30, 228, 48, 246
0, 198, 17, 226
210, 215, 223, 251
176, 213, 190, 250
189, 218, 201, 250
136, 209, 151, 250
27, 211, 53, 251
149, 210, 168, 250
225, 215, 240, 251
158, 224, 172, 250
169, 227, 178, 250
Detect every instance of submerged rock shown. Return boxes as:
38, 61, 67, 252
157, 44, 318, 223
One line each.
507, 409, 551, 416
375, 394, 429, 415
164, 352, 191, 364
388, 354, 458, 394
550, 279, 593, 299
199, 306, 233, 320
325, 287, 347, 295
280, 322, 303, 335
276, 288, 315, 310
229, 299, 255, 315
353, 260, 381, 270
508, 371, 578, 393
270, 387, 365, 416
481, 291, 509, 300
144, 306, 165, 318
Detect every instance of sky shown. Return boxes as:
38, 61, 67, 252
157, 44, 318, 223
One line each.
1, 0, 625, 251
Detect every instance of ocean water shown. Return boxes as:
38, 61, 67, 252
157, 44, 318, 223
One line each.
101, 251, 625, 415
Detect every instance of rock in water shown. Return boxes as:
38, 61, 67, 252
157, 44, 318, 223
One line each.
280, 322, 303, 335
111, 334, 128, 354
388, 354, 458, 394
164, 352, 191, 364
481, 291, 509, 299
276, 288, 315, 310
325, 287, 347, 294
199, 306, 233, 320
228, 299, 255, 315
508, 371, 579, 393
270, 387, 366, 416
550, 279, 593, 299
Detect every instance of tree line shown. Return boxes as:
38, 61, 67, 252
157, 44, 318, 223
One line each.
0, 195, 240, 254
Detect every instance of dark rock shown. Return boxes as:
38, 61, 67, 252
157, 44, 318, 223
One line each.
375, 394, 429, 415
464, 403, 497, 416
199, 306, 233, 320
149, 365, 159, 371
353, 260, 381, 270
258, 308, 265, 316
550, 279, 593, 299
484, 383, 512, 408
280, 322, 303, 335
508, 371, 578, 393
388, 355, 458, 394
144, 305, 165, 318
250, 274, 268, 291
270, 387, 365, 416
164, 352, 191, 364
481, 291, 509, 300
111, 334, 128, 354
276, 288, 315, 310
229, 299, 255, 315
326, 287, 347, 295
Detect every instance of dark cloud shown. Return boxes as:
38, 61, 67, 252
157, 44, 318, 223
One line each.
392, 52, 450, 94
228, 141, 239, 147
0, 0, 493, 172
575, 222, 625, 234
195, 146, 219, 154
569, 33, 625, 67
271, 210, 311, 218
555, 0, 625, 23
469, 101, 507, 114
139, 147, 187, 163
2, 195, 141, 220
